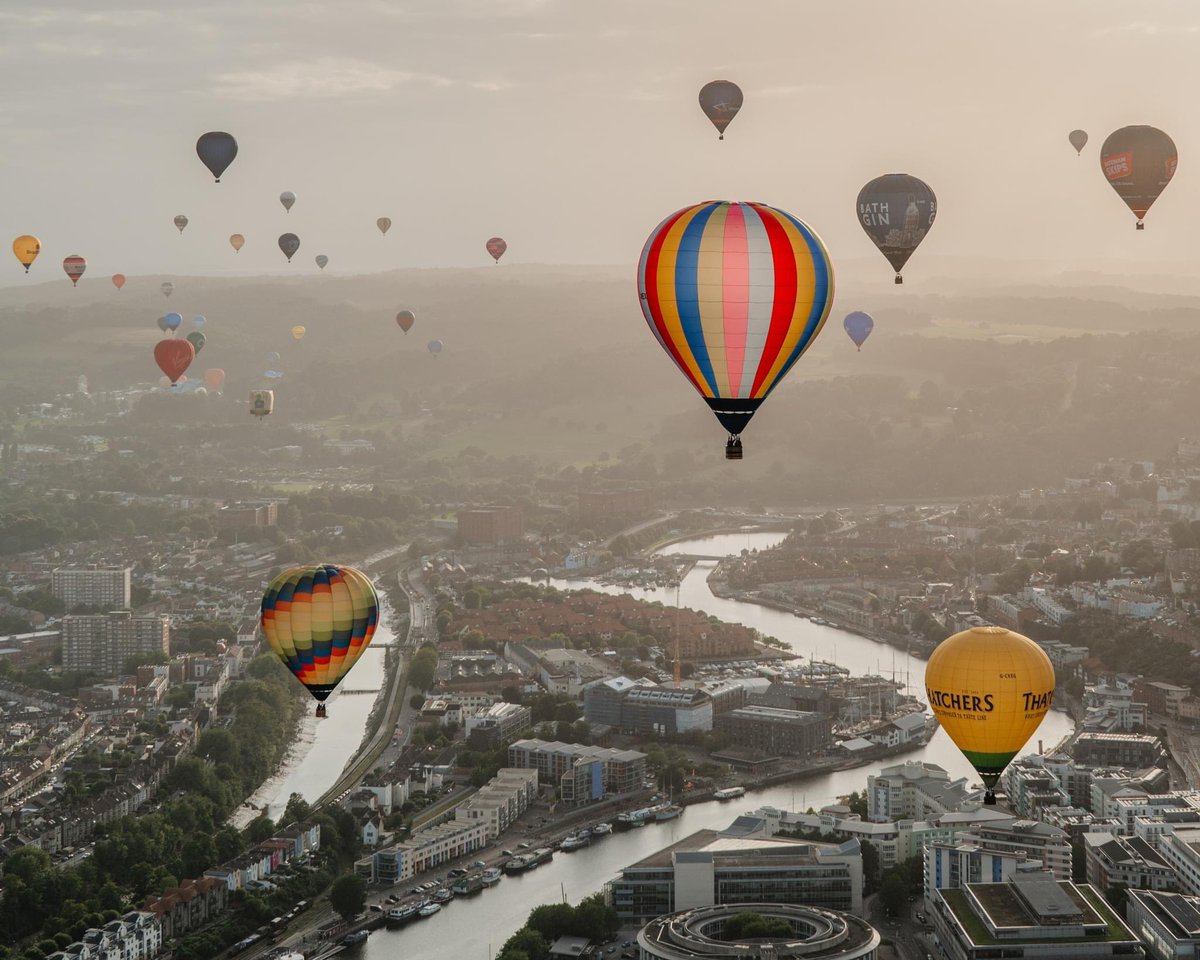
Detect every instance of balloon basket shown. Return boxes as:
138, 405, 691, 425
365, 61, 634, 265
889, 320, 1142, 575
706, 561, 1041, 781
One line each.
894, 275, 903, 285
315, 703, 327, 718
725, 437, 743, 460
983, 790, 996, 806
1136, 221, 1145, 231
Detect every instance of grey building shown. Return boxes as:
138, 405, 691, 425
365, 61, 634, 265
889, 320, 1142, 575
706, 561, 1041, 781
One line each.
716, 705, 833, 759
62, 611, 169, 676
52, 567, 132, 610
464, 702, 532, 749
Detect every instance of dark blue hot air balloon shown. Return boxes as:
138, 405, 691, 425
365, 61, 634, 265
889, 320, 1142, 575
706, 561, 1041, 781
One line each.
843, 311, 874, 351
196, 132, 239, 182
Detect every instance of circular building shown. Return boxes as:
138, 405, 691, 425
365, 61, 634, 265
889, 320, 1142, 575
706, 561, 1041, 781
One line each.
637, 903, 880, 960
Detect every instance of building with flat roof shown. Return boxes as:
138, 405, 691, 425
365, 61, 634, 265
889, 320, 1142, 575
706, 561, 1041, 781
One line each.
930, 873, 1142, 960
715, 705, 832, 760
868, 761, 982, 822
1160, 825, 1200, 896
607, 827, 863, 923
457, 505, 524, 545
621, 686, 713, 735
454, 768, 538, 840
52, 566, 131, 610
1127, 889, 1200, 960
62, 611, 169, 677
1074, 733, 1167, 770
1083, 833, 1178, 893
636, 903, 880, 960
506, 739, 646, 803
464, 701, 532, 749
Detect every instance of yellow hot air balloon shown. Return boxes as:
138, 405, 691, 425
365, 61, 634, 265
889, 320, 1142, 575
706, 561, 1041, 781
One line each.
12, 235, 40, 273
925, 626, 1055, 804
292, 325, 306, 342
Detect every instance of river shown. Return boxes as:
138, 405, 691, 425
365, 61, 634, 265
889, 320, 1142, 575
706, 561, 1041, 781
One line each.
353, 531, 1075, 960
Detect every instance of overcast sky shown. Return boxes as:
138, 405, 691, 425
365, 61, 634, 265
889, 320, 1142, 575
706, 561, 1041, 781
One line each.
2, 0, 1199, 285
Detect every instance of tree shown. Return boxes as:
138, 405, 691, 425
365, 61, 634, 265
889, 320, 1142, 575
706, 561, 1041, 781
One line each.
721, 913, 792, 940
330, 873, 367, 924
283, 793, 311, 825
845, 791, 868, 820
410, 694, 427, 710
499, 927, 549, 960
244, 815, 275, 843
878, 870, 907, 916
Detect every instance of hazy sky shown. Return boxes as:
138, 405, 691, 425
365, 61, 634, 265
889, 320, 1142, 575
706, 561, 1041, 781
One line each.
3, 0, 1200, 285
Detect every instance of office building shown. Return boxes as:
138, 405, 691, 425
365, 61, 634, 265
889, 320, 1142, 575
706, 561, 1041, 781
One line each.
1083, 833, 1177, 893
636, 904, 880, 960
457, 505, 524, 545
454, 768, 538, 840
867, 761, 981, 822
464, 702, 532, 749
1074, 733, 1167, 770
608, 828, 863, 923
621, 686, 713, 735
715, 706, 832, 759
62, 611, 169, 677
1161, 826, 1200, 896
507, 739, 646, 801
1127, 890, 1200, 960
52, 566, 132, 610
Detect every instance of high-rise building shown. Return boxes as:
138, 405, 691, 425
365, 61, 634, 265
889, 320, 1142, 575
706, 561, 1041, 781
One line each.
52, 566, 132, 610
456, 506, 524, 545
62, 611, 169, 677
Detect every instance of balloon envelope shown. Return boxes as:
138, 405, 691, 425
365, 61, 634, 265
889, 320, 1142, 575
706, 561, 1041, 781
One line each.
428, 339, 444, 356
174, 215, 188, 233
192, 315, 206, 328
278, 233, 300, 262
377, 217, 392, 235
266, 351, 280, 364
1100, 125, 1177, 227
63, 255, 86, 286
698, 80, 743, 139
204, 368, 226, 392
280, 191, 296, 212
161, 282, 174, 298
186, 331, 206, 354
315, 255, 328, 270
112, 274, 126, 290
260, 564, 378, 703
164, 312, 183, 332
1068, 129, 1088, 154
396, 310, 415, 333
196, 132, 238, 182
292, 325, 306, 341
637, 201, 834, 440
12, 235, 40, 273
857, 174, 936, 283
925, 626, 1055, 795
486, 237, 507, 262
249, 389, 274, 417
154, 338, 195, 384
843, 311, 874, 350
230, 234, 245, 252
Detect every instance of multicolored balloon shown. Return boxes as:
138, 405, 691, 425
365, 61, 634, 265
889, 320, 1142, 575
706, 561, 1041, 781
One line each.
698, 80, 743, 140
161, 281, 174, 298
857, 174, 937, 283
12, 235, 40, 273
280, 191, 296, 213
925, 626, 1055, 804
260, 563, 379, 715
377, 217, 392, 236
63, 255, 86, 287
637, 201, 834, 458
186, 331, 206, 355
154, 338, 195, 385
315, 255, 328, 270
250, 389, 273, 418
197, 132, 239, 182
843, 311, 874, 351
278, 233, 300, 262
174, 215, 189, 234
230, 233, 245, 253
1100, 125, 1177, 229
112, 274, 126, 290
486, 237, 507, 263
1068, 129, 1088, 155
396, 309, 415, 334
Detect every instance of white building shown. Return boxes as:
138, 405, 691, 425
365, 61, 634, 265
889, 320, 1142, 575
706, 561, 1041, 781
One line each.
47, 911, 162, 960
1160, 825, 1200, 896
455, 768, 538, 840
867, 761, 982, 822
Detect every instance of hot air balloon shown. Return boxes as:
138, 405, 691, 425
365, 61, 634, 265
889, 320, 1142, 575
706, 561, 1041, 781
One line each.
857, 174, 936, 284
230, 234, 245, 253
260, 563, 378, 716
280, 191, 296, 213
377, 217, 392, 236
278, 233, 300, 262
154, 338, 195, 385
12, 235, 40, 273
186, 331, 206, 355
174, 215, 189, 234
266, 351, 281, 364
264, 370, 284, 379
486, 237, 507, 263
925, 626, 1055, 804
204, 368, 226, 392
112, 274, 126, 290
292, 325, 306, 343
250, 389, 274, 418
192, 315, 206, 329
315, 255, 328, 270
428, 339, 443, 357
396, 310, 415, 334
1100, 125, 1177, 229
638, 201, 834, 459
196, 132, 238, 182
162, 281, 174, 298
63, 255, 86, 286
156, 316, 170, 333
843, 311, 874, 351
1068, 129, 1088, 155
698, 80, 743, 140
163, 312, 183, 333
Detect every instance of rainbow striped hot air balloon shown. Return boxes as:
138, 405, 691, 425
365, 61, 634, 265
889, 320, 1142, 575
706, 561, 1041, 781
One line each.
637, 201, 834, 459
260, 564, 379, 716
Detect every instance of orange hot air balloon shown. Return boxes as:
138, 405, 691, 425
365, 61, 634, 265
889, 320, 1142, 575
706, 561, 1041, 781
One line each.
112, 274, 126, 290
12, 235, 40, 273
204, 368, 226, 392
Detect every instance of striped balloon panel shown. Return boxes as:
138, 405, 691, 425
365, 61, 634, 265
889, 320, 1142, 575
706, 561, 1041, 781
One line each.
261, 564, 378, 700
637, 201, 833, 401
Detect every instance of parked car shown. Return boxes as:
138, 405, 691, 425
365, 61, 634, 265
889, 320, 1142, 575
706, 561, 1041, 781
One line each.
472, 860, 486, 868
